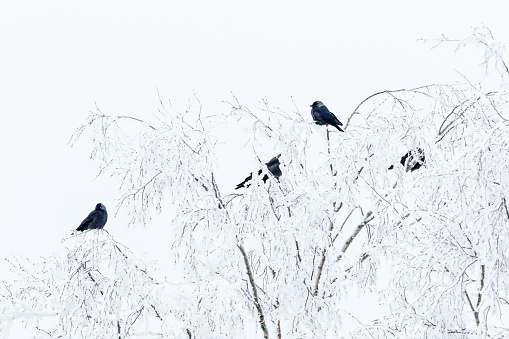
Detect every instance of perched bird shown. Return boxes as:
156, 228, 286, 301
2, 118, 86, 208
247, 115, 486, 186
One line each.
76, 203, 108, 232
310, 101, 344, 132
264, 154, 282, 180
236, 173, 254, 189
236, 154, 282, 189
400, 148, 425, 172
389, 148, 426, 172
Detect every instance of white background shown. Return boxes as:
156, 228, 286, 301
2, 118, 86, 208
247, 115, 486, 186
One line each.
1, 1, 507, 265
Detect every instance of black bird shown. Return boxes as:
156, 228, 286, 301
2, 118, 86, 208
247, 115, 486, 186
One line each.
310, 101, 344, 132
76, 203, 108, 232
400, 148, 425, 172
264, 154, 282, 180
236, 173, 254, 189
236, 154, 282, 189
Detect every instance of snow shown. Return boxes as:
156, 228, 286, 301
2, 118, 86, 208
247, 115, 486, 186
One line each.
2, 25, 509, 339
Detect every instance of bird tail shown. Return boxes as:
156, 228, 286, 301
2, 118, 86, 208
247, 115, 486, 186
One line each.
335, 125, 344, 132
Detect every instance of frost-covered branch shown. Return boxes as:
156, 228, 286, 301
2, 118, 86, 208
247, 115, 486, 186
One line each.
313, 221, 334, 297
473, 264, 486, 326
337, 212, 373, 262
345, 85, 437, 129
313, 248, 327, 297
238, 244, 269, 339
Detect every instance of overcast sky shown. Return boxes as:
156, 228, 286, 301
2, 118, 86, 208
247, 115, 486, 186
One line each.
1, 1, 507, 267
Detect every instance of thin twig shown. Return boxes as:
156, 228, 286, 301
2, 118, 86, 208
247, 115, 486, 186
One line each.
465, 291, 476, 317
436, 97, 481, 144
344, 253, 370, 274
295, 240, 302, 264
211, 171, 225, 209
344, 85, 438, 130
502, 198, 509, 219
114, 115, 156, 130
151, 304, 163, 321
326, 127, 333, 174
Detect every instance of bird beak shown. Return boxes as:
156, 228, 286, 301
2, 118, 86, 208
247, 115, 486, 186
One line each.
309, 104, 313, 107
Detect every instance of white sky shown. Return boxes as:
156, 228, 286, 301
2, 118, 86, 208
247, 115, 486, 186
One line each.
0, 1, 507, 266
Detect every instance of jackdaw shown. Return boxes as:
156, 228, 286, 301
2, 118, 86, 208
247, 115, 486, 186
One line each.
400, 148, 425, 172
264, 154, 282, 180
76, 203, 108, 231
310, 101, 344, 132
236, 154, 282, 189
236, 173, 254, 189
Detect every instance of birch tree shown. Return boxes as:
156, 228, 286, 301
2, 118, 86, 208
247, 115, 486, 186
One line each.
1, 26, 508, 339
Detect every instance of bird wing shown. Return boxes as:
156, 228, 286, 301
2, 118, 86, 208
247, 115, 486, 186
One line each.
319, 107, 344, 127
320, 107, 338, 121
76, 211, 99, 231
